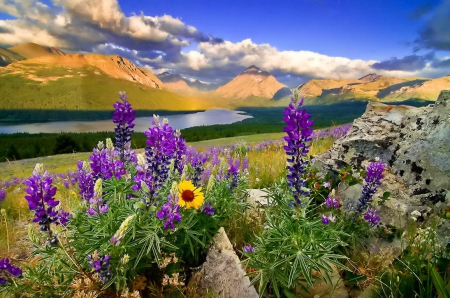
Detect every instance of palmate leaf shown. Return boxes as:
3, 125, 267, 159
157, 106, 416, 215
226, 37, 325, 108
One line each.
134, 231, 161, 267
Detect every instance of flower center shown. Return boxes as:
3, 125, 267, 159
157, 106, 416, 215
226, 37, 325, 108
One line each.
181, 189, 195, 202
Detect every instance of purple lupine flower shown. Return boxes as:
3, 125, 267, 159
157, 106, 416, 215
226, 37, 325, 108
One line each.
227, 156, 240, 190
243, 245, 254, 253
321, 214, 330, 225
156, 194, 181, 230
364, 207, 381, 226
144, 116, 181, 196
325, 198, 339, 209
0, 258, 22, 284
187, 148, 207, 186
58, 210, 73, 226
356, 160, 385, 213
123, 142, 137, 164
323, 182, 330, 188
210, 147, 220, 166
75, 161, 95, 202
113, 91, 136, 162
88, 179, 109, 216
90, 145, 126, 181
63, 179, 70, 189
200, 168, 212, 185
325, 190, 339, 209
0, 189, 6, 201
242, 157, 249, 172
87, 252, 111, 283
173, 129, 187, 175
283, 91, 314, 206
24, 164, 60, 231
201, 202, 215, 216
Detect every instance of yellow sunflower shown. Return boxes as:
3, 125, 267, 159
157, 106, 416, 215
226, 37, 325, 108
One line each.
177, 180, 204, 210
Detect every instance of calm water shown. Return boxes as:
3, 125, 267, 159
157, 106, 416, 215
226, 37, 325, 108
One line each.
0, 109, 252, 134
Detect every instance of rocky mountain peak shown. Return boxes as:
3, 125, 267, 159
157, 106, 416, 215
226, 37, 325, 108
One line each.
243, 65, 270, 76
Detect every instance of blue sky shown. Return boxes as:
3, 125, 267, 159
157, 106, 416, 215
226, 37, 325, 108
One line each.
120, 0, 431, 60
0, 0, 449, 86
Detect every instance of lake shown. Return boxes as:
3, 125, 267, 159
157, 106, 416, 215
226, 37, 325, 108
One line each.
0, 109, 253, 134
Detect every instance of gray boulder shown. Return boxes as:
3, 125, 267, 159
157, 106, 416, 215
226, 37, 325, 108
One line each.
315, 90, 450, 240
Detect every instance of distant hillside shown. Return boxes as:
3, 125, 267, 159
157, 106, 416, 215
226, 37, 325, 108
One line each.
213, 65, 286, 99
295, 73, 450, 103
157, 72, 196, 92
8, 42, 66, 59
0, 43, 215, 114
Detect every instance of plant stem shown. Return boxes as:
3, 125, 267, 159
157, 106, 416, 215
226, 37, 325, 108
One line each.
1, 209, 10, 253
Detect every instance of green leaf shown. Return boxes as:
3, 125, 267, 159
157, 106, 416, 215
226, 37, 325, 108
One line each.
429, 264, 450, 298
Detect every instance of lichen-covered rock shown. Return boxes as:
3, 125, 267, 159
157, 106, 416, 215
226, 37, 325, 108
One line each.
192, 227, 258, 298
315, 90, 450, 238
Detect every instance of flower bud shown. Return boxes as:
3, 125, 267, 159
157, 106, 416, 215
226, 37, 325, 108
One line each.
34, 163, 44, 175
141, 181, 150, 193
97, 141, 104, 150
94, 179, 103, 196
121, 254, 130, 265
106, 138, 114, 150
207, 175, 215, 192
137, 154, 146, 167
170, 181, 178, 198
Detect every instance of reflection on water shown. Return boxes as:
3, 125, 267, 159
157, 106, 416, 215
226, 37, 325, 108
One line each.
0, 109, 252, 134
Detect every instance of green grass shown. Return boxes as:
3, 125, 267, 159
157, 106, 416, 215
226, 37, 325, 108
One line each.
0, 152, 92, 181
190, 132, 284, 149
0, 133, 284, 181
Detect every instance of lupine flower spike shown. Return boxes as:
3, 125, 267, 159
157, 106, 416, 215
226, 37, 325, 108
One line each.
24, 164, 71, 234
356, 158, 385, 213
113, 91, 136, 162
283, 90, 314, 206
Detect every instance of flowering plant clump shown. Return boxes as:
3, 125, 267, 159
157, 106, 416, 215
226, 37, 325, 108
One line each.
2, 91, 250, 297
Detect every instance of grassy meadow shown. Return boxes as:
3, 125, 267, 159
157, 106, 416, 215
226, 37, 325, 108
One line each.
0, 131, 339, 258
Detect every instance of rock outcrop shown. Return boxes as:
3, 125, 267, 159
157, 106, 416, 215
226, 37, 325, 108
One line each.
192, 227, 258, 298
358, 73, 384, 82
315, 90, 450, 240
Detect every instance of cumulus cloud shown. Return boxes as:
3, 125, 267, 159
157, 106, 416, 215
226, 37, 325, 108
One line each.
414, 0, 450, 51
0, 0, 220, 52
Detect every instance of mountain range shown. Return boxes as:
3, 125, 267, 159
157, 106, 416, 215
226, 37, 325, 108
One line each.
157, 72, 220, 92
296, 74, 450, 103
1, 42, 450, 114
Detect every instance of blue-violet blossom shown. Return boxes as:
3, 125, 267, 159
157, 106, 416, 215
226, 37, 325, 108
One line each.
356, 159, 385, 213
283, 91, 313, 205
112, 91, 136, 162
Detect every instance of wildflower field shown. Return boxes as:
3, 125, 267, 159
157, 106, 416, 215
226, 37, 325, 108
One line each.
0, 90, 449, 298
